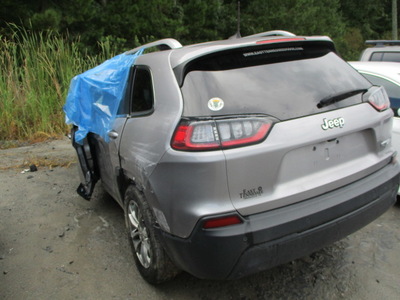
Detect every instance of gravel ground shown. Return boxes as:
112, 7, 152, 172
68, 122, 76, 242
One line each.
0, 139, 400, 299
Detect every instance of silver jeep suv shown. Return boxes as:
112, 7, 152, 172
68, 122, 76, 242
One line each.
68, 31, 400, 284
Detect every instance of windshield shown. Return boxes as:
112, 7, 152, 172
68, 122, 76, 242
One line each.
180, 48, 371, 120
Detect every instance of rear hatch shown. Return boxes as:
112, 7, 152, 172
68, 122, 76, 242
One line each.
176, 39, 394, 215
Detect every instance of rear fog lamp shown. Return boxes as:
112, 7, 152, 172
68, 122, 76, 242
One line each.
202, 215, 243, 229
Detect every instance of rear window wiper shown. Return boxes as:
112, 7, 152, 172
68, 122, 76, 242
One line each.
317, 88, 368, 108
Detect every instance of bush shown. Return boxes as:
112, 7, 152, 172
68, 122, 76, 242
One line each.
0, 25, 114, 141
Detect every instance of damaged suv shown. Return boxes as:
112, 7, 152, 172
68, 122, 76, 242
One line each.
64, 31, 400, 284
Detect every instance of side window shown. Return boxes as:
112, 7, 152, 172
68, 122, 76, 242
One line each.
370, 51, 400, 62
131, 67, 154, 114
370, 52, 383, 61
382, 52, 400, 62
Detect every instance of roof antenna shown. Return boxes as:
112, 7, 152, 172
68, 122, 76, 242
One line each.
229, 1, 241, 39
236, 1, 241, 38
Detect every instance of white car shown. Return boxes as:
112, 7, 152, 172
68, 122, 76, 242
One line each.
359, 40, 400, 62
349, 61, 400, 198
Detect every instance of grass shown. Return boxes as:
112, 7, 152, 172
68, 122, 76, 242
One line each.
0, 25, 115, 143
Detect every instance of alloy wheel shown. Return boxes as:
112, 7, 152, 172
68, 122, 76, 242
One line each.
128, 200, 152, 268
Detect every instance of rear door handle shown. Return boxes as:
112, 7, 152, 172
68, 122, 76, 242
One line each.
108, 130, 119, 139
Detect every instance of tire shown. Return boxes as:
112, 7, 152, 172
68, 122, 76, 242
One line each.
124, 185, 180, 284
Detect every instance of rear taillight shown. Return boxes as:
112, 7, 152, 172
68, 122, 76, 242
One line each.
171, 117, 274, 151
171, 120, 220, 151
368, 86, 390, 111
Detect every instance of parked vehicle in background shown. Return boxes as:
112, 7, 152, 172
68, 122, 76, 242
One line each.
64, 31, 400, 284
349, 61, 400, 199
359, 40, 400, 62
348, 62, 400, 115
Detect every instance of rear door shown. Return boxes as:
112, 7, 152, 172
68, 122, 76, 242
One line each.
92, 66, 155, 204
92, 117, 127, 204
118, 66, 158, 189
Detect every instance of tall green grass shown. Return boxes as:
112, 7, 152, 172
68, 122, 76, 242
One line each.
0, 25, 114, 142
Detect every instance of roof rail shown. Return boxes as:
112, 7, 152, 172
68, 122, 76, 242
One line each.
365, 40, 400, 47
245, 30, 296, 39
126, 38, 182, 55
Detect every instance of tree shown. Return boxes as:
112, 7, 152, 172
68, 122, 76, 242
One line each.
181, 0, 224, 43
338, 0, 392, 59
0, 0, 396, 60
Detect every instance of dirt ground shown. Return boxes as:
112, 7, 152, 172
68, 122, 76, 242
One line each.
1, 138, 400, 300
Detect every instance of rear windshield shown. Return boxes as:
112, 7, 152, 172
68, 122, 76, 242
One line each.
179, 44, 371, 119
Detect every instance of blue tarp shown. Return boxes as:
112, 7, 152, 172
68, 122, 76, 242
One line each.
63, 49, 143, 144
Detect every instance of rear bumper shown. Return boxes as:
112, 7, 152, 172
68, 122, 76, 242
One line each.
160, 161, 400, 280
